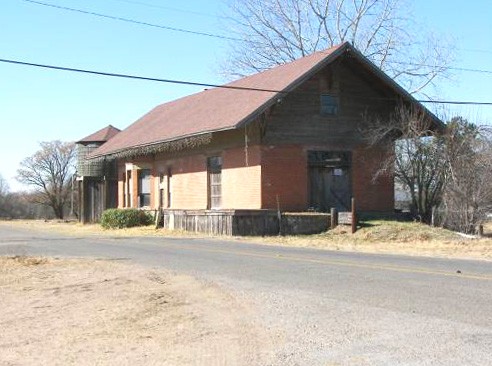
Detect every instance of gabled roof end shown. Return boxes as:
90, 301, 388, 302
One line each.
77, 124, 121, 144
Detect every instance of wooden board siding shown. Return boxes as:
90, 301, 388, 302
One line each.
79, 177, 118, 223
262, 60, 396, 147
161, 210, 330, 236
163, 210, 235, 235
79, 178, 105, 223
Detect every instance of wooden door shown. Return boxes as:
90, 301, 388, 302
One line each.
84, 179, 105, 223
308, 151, 351, 212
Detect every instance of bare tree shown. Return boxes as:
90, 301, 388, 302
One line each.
364, 105, 447, 223
0, 174, 8, 197
440, 119, 492, 234
17, 141, 75, 219
0, 175, 54, 219
224, 0, 453, 95
366, 108, 492, 232
0, 174, 10, 217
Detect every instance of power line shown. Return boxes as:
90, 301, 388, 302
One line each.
112, 0, 492, 56
0, 58, 285, 93
106, 1, 492, 56
20, 0, 492, 76
418, 100, 492, 106
20, 0, 242, 42
2, 57, 492, 106
388, 60, 492, 75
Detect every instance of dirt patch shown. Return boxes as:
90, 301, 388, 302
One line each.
0, 256, 271, 365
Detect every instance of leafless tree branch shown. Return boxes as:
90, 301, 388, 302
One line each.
223, 0, 454, 96
363, 107, 492, 232
16, 141, 75, 219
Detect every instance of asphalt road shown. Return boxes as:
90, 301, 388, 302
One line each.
1, 224, 491, 365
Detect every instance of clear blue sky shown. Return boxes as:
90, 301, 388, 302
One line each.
1, 0, 491, 191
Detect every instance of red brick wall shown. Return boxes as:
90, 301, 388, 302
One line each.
163, 156, 208, 209
131, 167, 139, 208
115, 142, 394, 213
261, 145, 308, 211
153, 161, 168, 208
352, 145, 394, 212
222, 145, 262, 209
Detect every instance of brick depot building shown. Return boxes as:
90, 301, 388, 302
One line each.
79, 42, 442, 234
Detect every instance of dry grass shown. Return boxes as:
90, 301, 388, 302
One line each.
0, 219, 201, 238
0, 256, 270, 365
243, 220, 492, 260
1, 219, 491, 260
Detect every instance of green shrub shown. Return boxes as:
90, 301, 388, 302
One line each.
100, 208, 153, 229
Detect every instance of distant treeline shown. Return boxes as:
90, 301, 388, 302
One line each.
0, 191, 75, 220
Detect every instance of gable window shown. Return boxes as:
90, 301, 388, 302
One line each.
320, 94, 338, 115
207, 156, 222, 209
138, 169, 151, 207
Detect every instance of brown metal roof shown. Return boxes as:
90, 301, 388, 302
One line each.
77, 124, 121, 143
89, 42, 442, 158
90, 43, 347, 158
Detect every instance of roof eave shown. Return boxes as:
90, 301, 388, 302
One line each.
90, 42, 445, 158
91, 45, 351, 159
87, 130, 218, 160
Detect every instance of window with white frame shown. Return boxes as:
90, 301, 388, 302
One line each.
207, 156, 222, 209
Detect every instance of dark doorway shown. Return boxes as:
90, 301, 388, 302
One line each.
308, 151, 352, 211
83, 178, 104, 223
80, 178, 118, 223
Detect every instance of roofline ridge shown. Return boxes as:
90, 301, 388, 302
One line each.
90, 41, 443, 157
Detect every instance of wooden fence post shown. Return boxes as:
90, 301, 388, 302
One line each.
351, 197, 357, 234
330, 207, 338, 229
